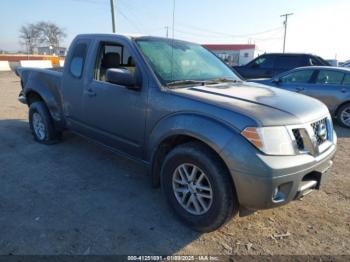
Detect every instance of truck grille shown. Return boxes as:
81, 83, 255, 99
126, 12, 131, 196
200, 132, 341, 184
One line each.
311, 118, 328, 145
292, 129, 304, 150
291, 117, 331, 155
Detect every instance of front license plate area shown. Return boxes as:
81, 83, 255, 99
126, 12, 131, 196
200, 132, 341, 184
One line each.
318, 160, 333, 189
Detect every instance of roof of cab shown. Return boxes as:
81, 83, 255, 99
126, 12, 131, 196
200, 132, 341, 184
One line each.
74, 33, 197, 44
75, 33, 143, 39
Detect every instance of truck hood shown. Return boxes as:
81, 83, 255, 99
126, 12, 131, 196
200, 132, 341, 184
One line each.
171, 81, 329, 127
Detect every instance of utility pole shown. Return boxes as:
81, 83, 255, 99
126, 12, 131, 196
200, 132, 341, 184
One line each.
280, 13, 293, 53
165, 26, 169, 38
110, 0, 117, 33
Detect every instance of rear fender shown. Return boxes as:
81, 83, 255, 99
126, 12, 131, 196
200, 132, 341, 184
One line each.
21, 69, 65, 130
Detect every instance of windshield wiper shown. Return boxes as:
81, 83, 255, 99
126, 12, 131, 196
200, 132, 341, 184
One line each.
205, 78, 242, 84
166, 78, 242, 88
166, 80, 205, 88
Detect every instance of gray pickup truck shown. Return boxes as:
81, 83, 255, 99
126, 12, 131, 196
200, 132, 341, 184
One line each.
16, 34, 337, 232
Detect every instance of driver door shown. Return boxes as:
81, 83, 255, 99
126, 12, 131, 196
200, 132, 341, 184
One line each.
82, 40, 147, 158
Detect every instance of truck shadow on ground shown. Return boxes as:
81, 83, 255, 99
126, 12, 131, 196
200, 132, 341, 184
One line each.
334, 125, 350, 138
0, 119, 200, 255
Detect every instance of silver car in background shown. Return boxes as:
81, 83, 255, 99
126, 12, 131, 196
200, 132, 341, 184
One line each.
254, 66, 350, 128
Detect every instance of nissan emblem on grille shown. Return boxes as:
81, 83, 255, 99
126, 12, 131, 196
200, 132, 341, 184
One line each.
311, 118, 328, 146
317, 123, 327, 142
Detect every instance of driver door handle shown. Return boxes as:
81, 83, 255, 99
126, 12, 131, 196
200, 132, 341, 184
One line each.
85, 88, 96, 97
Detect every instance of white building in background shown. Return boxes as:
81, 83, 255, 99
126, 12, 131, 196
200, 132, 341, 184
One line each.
202, 44, 256, 66
37, 46, 67, 56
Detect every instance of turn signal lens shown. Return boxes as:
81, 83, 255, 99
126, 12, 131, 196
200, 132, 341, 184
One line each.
241, 127, 263, 149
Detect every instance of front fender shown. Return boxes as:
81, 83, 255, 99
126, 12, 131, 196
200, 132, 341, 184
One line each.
147, 112, 245, 187
147, 113, 240, 160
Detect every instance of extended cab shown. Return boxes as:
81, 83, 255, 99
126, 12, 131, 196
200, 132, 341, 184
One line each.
16, 34, 337, 232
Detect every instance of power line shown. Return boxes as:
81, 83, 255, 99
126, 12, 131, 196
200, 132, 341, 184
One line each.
280, 13, 293, 53
71, 0, 107, 5
177, 22, 283, 38
172, 27, 283, 43
68, 0, 286, 46
117, 9, 142, 33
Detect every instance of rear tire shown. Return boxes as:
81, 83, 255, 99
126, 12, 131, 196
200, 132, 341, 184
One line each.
29, 101, 61, 144
161, 142, 238, 232
337, 103, 350, 128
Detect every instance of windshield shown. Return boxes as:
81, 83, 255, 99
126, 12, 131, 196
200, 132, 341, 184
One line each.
136, 38, 240, 85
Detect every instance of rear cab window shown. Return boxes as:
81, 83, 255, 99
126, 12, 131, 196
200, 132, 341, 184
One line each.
69, 43, 88, 78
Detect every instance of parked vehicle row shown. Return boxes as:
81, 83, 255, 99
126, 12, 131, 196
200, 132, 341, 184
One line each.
16, 34, 337, 232
253, 67, 350, 128
233, 53, 330, 79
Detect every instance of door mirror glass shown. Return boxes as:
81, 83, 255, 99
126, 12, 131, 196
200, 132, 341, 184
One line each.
106, 68, 138, 89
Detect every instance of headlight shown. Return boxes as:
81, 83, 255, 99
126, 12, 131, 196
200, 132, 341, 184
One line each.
241, 126, 296, 155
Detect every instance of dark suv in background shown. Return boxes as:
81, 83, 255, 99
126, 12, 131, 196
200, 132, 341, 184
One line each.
234, 53, 330, 79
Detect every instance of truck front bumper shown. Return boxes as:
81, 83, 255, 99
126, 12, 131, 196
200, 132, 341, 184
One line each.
223, 132, 337, 211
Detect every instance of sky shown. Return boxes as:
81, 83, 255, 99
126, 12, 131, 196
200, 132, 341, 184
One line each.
1, 0, 349, 61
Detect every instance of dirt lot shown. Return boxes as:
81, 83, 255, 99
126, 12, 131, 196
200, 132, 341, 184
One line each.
0, 71, 349, 256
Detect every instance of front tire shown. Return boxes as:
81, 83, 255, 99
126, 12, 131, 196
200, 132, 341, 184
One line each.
29, 101, 61, 144
337, 103, 350, 128
161, 142, 238, 232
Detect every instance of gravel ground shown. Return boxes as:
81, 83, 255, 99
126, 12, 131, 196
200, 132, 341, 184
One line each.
0, 71, 349, 255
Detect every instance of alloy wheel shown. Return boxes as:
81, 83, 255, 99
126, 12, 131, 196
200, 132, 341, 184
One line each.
340, 107, 350, 127
172, 163, 213, 215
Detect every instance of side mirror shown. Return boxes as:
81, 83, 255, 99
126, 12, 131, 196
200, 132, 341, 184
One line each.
106, 68, 138, 89
272, 77, 281, 84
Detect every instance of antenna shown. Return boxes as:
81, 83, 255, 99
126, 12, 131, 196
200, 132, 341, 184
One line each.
170, 0, 176, 81
172, 0, 175, 39
165, 26, 169, 38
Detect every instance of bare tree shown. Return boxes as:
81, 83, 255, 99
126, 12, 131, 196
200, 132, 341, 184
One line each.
36, 22, 67, 52
19, 23, 40, 54
19, 22, 66, 55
